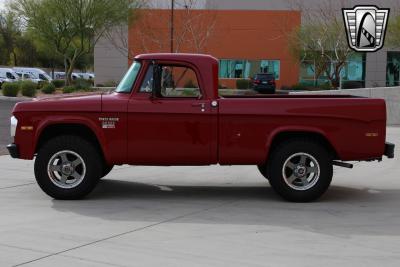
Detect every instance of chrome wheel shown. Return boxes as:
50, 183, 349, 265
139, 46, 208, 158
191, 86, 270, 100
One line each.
47, 150, 86, 189
282, 152, 320, 191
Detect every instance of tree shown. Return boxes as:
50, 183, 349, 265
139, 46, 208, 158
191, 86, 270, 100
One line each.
14, 0, 140, 85
0, 10, 22, 65
387, 8, 400, 48
103, 0, 145, 60
131, 0, 217, 54
287, 0, 354, 89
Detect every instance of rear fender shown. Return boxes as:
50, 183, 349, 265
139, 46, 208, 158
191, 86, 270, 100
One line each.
265, 126, 337, 160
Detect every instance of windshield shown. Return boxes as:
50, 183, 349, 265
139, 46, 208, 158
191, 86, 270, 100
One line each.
115, 61, 141, 93
39, 73, 51, 81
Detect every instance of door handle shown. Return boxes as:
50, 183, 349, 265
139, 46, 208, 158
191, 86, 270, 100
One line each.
192, 103, 206, 112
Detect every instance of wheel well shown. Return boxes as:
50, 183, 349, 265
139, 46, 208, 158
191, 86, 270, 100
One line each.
36, 124, 104, 159
268, 131, 338, 160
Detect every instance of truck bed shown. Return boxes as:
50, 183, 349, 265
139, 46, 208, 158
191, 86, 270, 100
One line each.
217, 96, 386, 164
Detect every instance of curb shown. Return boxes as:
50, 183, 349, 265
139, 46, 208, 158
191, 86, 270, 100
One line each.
0, 95, 33, 101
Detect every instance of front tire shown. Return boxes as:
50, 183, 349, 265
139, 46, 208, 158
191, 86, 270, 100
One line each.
34, 135, 102, 200
267, 138, 333, 202
100, 165, 114, 179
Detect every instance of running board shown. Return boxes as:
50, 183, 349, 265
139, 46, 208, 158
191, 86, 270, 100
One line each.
332, 161, 354, 169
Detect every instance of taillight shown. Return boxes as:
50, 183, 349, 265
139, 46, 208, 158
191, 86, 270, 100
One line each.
254, 79, 261, 84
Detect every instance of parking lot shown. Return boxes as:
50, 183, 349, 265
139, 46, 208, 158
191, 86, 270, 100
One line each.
0, 123, 399, 266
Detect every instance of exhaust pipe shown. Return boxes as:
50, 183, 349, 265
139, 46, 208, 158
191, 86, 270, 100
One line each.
332, 161, 353, 169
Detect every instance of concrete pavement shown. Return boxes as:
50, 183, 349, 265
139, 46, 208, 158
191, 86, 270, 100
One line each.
0, 127, 399, 266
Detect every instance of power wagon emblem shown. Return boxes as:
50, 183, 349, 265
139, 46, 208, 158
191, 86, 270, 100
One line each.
99, 117, 119, 129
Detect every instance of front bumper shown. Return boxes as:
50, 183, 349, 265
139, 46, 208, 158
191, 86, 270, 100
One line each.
384, 142, 395, 159
7, 144, 19, 159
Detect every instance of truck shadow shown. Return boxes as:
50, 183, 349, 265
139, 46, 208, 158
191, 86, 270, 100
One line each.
51, 179, 400, 237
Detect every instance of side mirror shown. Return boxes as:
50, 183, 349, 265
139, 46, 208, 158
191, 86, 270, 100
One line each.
152, 63, 162, 99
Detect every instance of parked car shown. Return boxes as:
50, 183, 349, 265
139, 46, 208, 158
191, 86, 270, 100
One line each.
13, 67, 52, 82
251, 73, 276, 94
15, 72, 42, 84
53, 72, 81, 80
77, 72, 95, 80
7, 53, 395, 202
0, 68, 20, 83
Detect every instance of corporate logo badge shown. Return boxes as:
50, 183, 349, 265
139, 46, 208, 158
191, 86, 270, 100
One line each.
342, 6, 390, 52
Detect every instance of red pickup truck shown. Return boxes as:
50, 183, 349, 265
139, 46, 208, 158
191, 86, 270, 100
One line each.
7, 54, 395, 202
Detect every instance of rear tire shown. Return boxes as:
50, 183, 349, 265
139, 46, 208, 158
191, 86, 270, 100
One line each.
34, 135, 102, 200
257, 165, 268, 180
267, 138, 333, 202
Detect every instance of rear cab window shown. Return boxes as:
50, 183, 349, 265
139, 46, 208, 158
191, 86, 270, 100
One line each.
139, 64, 202, 98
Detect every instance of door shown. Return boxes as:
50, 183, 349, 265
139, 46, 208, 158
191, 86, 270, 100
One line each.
127, 63, 216, 165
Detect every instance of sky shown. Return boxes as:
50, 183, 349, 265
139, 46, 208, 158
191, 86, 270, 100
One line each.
0, 0, 6, 10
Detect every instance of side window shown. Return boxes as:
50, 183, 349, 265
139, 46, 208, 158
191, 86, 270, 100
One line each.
139, 65, 154, 93
160, 66, 201, 98
6, 72, 14, 79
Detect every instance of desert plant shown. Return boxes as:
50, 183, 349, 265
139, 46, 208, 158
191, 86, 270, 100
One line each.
62, 86, 77, 94
51, 79, 65, 88
1, 83, 20, 97
236, 79, 251, 89
291, 84, 308, 91
41, 83, 56, 94
73, 78, 91, 90
20, 81, 37, 97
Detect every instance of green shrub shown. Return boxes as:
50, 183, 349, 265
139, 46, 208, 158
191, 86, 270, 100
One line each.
38, 81, 51, 89
291, 83, 308, 91
280, 85, 291, 91
184, 80, 197, 88
62, 86, 77, 94
341, 81, 363, 89
1, 83, 20, 97
73, 78, 91, 90
52, 79, 65, 88
103, 80, 117, 87
20, 81, 37, 97
236, 79, 251, 89
42, 83, 56, 94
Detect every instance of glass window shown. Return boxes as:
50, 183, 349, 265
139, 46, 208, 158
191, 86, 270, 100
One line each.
39, 74, 50, 81
139, 65, 154, 93
299, 53, 365, 87
115, 61, 141, 93
387, 52, 400, 87
219, 59, 280, 80
6, 72, 15, 79
160, 66, 201, 98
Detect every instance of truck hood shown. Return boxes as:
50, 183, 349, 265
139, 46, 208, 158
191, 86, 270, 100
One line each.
12, 93, 102, 113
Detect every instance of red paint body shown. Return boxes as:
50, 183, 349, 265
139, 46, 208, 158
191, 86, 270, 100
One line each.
11, 54, 387, 166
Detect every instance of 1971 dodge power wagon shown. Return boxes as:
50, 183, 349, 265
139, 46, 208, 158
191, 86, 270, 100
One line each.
7, 54, 395, 202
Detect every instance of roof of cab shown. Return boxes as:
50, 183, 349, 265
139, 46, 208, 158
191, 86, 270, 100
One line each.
135, 53, 218, 63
